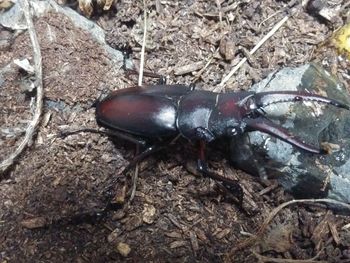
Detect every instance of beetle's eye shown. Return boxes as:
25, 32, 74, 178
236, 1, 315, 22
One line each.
247, 98, 257, 111
238, 94, 258, 116
226, 127, 238, 136
226, 127, 239, 136
242, 98, 257, 116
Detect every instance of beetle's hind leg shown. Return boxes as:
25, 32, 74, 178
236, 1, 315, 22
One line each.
197, 141, 244, 208
59, 128, 149, 147
105, 140, 172, 200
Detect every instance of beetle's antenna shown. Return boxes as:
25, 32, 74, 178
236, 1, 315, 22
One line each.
237, 94, 254, 107
255, 91, 350, 110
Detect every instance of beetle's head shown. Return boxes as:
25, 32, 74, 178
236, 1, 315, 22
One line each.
230, 90, 350, 154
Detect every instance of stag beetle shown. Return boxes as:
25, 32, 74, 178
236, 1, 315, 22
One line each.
95, 84, 349, 206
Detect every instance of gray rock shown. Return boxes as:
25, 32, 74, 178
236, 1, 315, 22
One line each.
230, 63, 350, 204
0, 0, 124, 65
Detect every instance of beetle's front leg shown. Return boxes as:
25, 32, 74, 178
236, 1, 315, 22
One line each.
196, 140, 244, 208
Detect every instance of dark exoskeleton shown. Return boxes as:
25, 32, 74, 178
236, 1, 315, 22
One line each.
95, 84, 350, 206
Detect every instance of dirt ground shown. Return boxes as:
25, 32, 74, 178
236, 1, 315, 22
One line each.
1, 0, 350, 262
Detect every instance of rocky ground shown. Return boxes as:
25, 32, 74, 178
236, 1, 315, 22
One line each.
1, 0, 350, 262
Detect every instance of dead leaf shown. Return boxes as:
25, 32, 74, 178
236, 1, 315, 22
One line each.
260, 223, 294, 253
116, 242, 131, 257
78, 0, 93, 17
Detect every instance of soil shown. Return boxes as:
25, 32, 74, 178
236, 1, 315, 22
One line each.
1, 0, 350, 262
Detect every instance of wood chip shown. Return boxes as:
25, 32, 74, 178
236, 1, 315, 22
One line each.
142, 204, 156, 224
116, 242, 131, 257
165, 231, 183, 239
189, 231, 199, 251
107, 228, 121, 244
258, 182, 279, 196
124, 215, 143, 231
174, 61, 205, 76
194, 227, 208, 242
328, 221, 340, 245
167, 214, 184, 230
113, 184, 127, 205
219, 37, 236, 61
215, 228, 231, 239
170, 240, 187, 249
20, 217, 46, 229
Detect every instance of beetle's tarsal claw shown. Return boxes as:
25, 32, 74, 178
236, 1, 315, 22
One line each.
254, 91, 350, 110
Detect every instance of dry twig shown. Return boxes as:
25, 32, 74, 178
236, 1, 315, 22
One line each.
252, 250, 326, 263
128, 0, 148, 204
230, 198, 350, 256
216, 14, 290, 91
0, 0, 43, 174
193, 48, 219, 82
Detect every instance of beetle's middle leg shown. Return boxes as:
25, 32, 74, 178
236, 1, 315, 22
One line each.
197, 140, 244, 207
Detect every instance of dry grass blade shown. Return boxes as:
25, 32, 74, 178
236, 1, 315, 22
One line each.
252, 249, 326, 263
216, 14, 290, 91
138, 0, 147, 86
0, 0, 43, 174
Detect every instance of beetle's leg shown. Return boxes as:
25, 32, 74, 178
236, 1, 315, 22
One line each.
106, 142, 170, 202
121, 143, 167, 175
197, 141, 244, 207
195, 127, 216, 142
59, 128, 148, 147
